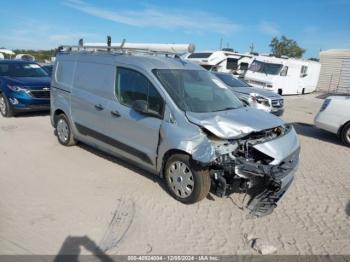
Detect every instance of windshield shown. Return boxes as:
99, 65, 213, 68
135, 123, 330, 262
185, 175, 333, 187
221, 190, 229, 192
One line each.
153, 69, 243, 113
214, 73, 250, 87
42, 65, 53, 75
0, 63, 48, 77
249, 60, 282, 75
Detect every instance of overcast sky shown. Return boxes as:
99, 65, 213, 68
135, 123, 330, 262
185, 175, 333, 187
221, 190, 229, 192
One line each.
1, 0, 349, 57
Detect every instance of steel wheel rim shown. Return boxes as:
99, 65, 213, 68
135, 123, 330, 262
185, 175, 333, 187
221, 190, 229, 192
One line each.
346, 128, 350, 143
0, 96, 6, 115
167, 161, 194, 198
57, 119, 69, 143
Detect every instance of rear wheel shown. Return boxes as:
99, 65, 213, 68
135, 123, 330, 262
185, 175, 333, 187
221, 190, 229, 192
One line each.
0, 93, 14, 117
56, 114, 76, 146
340, 123, 350, 147
164, 154, 211, 204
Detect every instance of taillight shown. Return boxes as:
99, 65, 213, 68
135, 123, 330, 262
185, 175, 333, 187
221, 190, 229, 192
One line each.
320, 99, 331, 112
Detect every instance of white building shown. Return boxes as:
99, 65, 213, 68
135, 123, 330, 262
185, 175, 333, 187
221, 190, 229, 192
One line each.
317, 49, 350, 94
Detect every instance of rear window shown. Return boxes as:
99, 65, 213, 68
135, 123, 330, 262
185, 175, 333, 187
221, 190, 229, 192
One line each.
188, 53, 212, 59
56, 61, 75, 86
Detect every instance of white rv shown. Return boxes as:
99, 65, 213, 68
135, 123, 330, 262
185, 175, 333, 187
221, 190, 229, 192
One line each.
0, 49, 15, 59
185, 51, 254, 77
244, 56, 321, 95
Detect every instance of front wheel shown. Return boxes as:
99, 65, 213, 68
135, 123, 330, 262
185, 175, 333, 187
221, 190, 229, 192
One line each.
0, 93, 14, 117
164, 154, 211, 204
340, 123, 350, 147
56, 114, 76, 146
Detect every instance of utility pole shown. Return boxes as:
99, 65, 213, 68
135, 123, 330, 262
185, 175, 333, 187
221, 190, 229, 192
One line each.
219, 37, 223, 50
249, 43, 255, 53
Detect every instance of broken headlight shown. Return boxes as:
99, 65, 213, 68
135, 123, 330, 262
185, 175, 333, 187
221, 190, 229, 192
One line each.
250, 93, 270, 107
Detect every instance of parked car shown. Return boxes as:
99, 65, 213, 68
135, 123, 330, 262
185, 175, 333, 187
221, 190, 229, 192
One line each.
51, 45, 300, 217
314, 96, 350, 146
213, 72, 284, 116
0, 60, 51, 117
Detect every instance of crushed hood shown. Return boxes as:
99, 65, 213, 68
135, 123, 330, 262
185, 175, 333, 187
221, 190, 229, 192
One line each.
186, 107, 285, 139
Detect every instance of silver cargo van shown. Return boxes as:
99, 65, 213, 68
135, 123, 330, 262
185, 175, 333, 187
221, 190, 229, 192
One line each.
50, 44, 300, 217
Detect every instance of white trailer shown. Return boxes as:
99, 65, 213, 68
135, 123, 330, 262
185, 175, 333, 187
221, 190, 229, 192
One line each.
244, 55, 321, 95
0, 49, 15, 59
14, 54, 36, 61
185, 51, 254, 77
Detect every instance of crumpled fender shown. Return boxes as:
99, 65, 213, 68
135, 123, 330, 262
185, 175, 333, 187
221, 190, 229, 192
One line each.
156, 121, 216, 174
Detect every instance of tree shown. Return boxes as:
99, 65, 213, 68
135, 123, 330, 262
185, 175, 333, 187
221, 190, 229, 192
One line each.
269, 36, 305, 58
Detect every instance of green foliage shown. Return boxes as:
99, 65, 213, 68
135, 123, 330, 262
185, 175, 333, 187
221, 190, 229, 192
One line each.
269, 36, 305, 58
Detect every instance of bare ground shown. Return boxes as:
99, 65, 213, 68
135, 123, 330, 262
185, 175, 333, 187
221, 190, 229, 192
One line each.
0, 94, 349, 255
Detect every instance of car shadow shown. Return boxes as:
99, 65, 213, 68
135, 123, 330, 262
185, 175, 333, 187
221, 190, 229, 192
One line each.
77, 143, 169, 194
53, 235, 114, 262
291, 122, 343, 146
14, 110, 50, 118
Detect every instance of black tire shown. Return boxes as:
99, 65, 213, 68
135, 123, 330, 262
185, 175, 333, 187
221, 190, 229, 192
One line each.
0, 93, 14, 117
56, 114, 76, 146
164, 154, 211, 204
340, 123, 350, 147
302, 88, 305, 95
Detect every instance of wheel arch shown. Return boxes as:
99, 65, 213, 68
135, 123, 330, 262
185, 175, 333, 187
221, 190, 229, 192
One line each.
53, 108, 67, 127
160, 149, 191, 178
338, 120, 350, 137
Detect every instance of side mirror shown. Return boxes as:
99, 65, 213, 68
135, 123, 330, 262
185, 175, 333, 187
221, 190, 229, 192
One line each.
132, 100, 148, 115
132, 100, 162, 118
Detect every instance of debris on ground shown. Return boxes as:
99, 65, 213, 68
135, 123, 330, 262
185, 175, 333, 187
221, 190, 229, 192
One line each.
244, 234, 278, 255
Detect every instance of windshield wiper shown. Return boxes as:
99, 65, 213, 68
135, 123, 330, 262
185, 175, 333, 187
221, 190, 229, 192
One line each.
212, 107, 237, 112
261, 66, 268, 76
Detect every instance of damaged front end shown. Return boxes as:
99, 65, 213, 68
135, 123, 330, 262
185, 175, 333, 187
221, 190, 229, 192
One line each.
205, 124, 300, 218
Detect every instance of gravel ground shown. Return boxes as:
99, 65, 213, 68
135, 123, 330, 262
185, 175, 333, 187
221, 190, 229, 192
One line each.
0, 93, 349, 256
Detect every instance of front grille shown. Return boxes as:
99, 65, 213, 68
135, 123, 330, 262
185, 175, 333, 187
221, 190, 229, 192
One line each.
29, 89, 50, 99
248, 80, 267, 87
271, 99, 284, 108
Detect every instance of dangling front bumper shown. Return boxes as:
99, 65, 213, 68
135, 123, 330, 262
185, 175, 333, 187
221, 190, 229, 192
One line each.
245, 148, 300, 217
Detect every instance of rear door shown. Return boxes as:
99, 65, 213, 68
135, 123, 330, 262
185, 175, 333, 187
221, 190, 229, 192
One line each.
298, 65, 308, 93
71, 61, 115, 139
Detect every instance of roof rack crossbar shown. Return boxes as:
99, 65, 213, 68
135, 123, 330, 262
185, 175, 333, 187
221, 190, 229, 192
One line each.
57, 37, 195, 55
58, 46, 182, 55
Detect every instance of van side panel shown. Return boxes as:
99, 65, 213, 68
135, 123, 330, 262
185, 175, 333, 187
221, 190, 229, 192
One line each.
50, 56, 77, 126
70, 61, 114, 143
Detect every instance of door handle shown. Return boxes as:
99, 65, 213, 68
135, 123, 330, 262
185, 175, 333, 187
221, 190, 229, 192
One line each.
110, 110, 121, 117
94, 104, 104, 111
